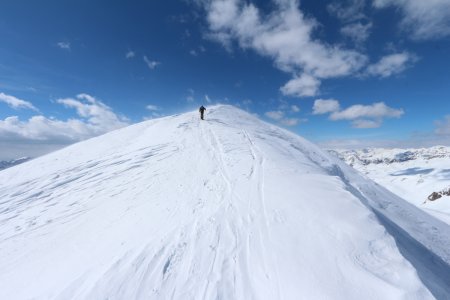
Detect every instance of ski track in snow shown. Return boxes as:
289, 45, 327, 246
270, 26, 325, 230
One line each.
0, 105, 449, 299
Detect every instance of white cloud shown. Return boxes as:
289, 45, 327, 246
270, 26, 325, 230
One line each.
205, 95, 212, 103
57, 42, 71, 50
265, 109, 304, 126
265, 110, 284, 120
0, 115, 93, 142
280, 74, 321, 97
189, 46, 206, 56
143, 56, 160, 69
146, 104, 159, 111
201, 0, 368, 97
144, 105, 163, 119
328, 1, 372, 45
351, 119, 382, 128
373, 0, 450, 40
280, 117, 301, 126
291, 105, 300, 112
314, 100, 404, 128
330, 102, 404, 121
366, 52, 415, 78
126, 50, 135, 59
328, 101, 403, 128
312, 99, 340, 115
0, 92, 38, 111
0, 94, 129, 160
56, 94, 129, 133
340, 22, 372, 44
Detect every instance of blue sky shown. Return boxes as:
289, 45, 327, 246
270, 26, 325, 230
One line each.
0, 0, 450, 159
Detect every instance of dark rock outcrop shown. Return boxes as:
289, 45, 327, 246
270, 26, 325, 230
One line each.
427, 188, 450, 201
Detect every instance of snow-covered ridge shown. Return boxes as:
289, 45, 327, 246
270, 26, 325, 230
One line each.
1, 105, 450, 299
331, 146, 450, 167
331, 147, 450, 225
0, 157, 31, 171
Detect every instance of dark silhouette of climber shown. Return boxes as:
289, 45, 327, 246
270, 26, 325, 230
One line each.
199, 105, 206, 120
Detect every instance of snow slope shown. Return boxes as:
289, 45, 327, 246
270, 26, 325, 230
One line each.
332, 148, 450, 224
1, 105, 449, 299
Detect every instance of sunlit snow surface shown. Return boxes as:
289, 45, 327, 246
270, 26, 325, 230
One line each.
1, 105, 449, 299
333, 147, 450, 224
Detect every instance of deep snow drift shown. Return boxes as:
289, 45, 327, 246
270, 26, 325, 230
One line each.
1, 105, 449, 299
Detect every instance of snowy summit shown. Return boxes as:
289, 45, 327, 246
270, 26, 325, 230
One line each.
1, 105, 449, 299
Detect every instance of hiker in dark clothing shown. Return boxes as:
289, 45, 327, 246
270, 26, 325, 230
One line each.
199, 106, 206, 120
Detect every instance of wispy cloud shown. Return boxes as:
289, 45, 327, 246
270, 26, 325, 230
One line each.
328, 0, 372, 44
144, 105, 163, 119
265, 110, 284, 121
243, 99, 252, 105
340, 22, 372, 44
280, 117, 303, 126
146, 104, 160, 111
57, 41, 71, 50
126, 50, 135, 59
184, 88, 196, 103
366, 52, 416, 78
190, 46, 206, 56
265, 109, 303, 126
143, 56, 160, 69
319, 137, 410, 150
0, 92, 39, 111
56, 93, 129, 133
327, 0, 367, 23
373, 0, 450, 40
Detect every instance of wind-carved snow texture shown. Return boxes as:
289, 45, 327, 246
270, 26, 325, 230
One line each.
0, 105, 450, 299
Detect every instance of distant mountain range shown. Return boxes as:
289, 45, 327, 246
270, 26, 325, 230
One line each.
331, 146, 450, 224
0, 157, 31, 171
332, 146, 450, 166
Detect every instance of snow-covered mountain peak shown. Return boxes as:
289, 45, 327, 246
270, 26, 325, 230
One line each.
333, 146, 450, 167
1, 105, 449, 299
0, 157, 31, 171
